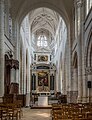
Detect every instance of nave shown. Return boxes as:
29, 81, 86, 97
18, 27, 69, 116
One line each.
23, 103, 92, 120
0, 0, 92, 120
22, 108, 51, 120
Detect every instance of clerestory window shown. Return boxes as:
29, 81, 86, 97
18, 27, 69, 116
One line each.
86, 0, 92, 15
37, 35, 48, 47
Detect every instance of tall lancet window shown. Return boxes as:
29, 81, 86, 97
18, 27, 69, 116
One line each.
37, 35, 48, 47
86, 0, 92, 15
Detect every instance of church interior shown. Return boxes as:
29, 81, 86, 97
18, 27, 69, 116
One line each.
0, 0, 92, 119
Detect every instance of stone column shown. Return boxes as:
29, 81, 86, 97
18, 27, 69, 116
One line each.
56, 71, 58, 92
18, 35, 21, 93
73, 68, 78, 103
21, 46, 24, 94
82, 67, 87, 102
65, 40, 70, 102
11, 20, 20, 94
76, 0, 83, 103
73, 69, 78, 91
62, 60, 66, 94
88, 74, 92, 102
4, 0, 9, 36
12, 18, 16, 47
0, 0, 4, 101
23, 48, 26, 94
74, 2, 78, 40
11, 68, 16, 83
15, 67, 19, 84
86, 67, 92, 102
67, 22, 72, 103
58, 63, 62, 92
81, 0, 87, 103
15, 22, 20, 84
26, 51, 30, 107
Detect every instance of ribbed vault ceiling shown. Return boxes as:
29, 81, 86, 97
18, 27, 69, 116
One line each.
30, 7, 60, 35
29, 7, 60, 39
10, 0, 74, 25
10, 0, 72, 51
29, 7, 61, 48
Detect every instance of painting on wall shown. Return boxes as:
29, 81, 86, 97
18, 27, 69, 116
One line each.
38, 71, 48, 86
38, 55, 48, 62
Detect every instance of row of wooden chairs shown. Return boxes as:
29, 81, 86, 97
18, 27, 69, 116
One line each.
0, 100, 23, 120
51, 103, 92, 120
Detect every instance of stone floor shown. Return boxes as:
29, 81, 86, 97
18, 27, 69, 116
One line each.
22, 108, 52, 120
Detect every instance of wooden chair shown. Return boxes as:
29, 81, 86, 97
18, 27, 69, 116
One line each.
0, 104, 8, 120
6, 103, 18, 120
14, 100, 23, 119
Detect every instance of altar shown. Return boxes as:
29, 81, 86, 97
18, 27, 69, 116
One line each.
37, 92, 50, 106
38, 96, 48, 106
37, 92, 50, 96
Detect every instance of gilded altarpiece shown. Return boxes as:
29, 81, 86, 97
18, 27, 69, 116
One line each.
31, 52, 56, 94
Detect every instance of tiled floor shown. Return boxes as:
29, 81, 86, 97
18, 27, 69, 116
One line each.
22, 108, 52, 120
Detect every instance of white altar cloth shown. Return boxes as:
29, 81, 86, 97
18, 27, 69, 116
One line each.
38, 96, 48, 106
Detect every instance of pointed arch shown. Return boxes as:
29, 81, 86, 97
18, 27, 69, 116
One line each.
85, 28, 92, 67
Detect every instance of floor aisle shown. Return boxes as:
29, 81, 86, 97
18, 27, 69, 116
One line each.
22, 108, 52, 120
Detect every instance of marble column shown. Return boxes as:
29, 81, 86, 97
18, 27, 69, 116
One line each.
0, 0, 4, 101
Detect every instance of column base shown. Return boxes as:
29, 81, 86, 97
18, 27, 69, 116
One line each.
26, 93, 30, 107
89, 96, 92, 103
0, 97, 3, 102
67, 91, 78, 103
86, 96, 92, 103
82, 97, 87, 103
77, 96, 82, 103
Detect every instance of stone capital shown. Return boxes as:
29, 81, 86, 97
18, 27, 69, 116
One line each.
85, 67, 92, 75
74, 0, 83, 8
6, 59, 19, 69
